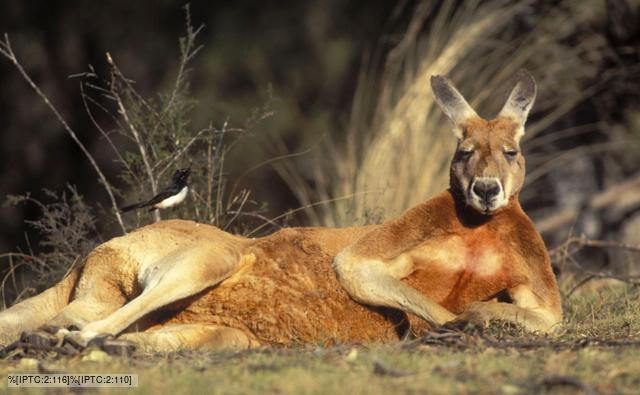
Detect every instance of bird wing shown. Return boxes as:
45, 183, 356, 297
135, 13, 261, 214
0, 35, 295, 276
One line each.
120, 187, 179, 212
140, 189, 178, 208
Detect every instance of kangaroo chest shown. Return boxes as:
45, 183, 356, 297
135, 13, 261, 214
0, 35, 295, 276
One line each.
403, 231, 519, 313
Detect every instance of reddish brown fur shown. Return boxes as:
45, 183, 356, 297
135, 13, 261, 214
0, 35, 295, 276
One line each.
144, 226, 418, 345
127, 188, 559, 345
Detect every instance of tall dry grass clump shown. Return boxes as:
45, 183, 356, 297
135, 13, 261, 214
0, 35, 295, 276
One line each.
279, 0, 605, 227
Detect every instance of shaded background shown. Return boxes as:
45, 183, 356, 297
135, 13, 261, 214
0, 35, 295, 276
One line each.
1, 0, 640, 301
0, 1, 398, 250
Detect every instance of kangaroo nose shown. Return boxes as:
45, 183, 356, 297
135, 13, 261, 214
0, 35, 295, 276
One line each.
472, 179, 501, 202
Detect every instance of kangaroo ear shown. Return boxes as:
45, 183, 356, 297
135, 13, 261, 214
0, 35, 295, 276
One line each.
499, 70, 537, 126
431, 75, 478, 137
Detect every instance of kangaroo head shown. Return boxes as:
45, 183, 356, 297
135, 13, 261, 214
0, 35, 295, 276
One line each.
431, 70, 536, 214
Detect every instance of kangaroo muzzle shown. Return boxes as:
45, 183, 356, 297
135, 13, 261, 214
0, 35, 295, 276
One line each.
468, 177, 507, 213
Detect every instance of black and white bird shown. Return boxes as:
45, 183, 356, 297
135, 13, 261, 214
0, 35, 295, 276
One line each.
120, 168, 191, 212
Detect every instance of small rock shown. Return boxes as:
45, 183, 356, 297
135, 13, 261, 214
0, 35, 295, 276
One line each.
372, 360, 416, 377
15, 358, 39, 371
501, 384, 521, 394
345, 348, 358, 362
38, 361, 64, 374
101, 339, 137, 357
81, 348, 112, 362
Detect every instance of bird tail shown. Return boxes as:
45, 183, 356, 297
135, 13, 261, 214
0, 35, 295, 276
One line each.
120, 202, 145, 212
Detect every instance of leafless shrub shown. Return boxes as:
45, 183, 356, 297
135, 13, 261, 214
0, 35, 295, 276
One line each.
1, 186, 98, 306
77, 5, 272, 231
0, 35, 127, 234
0, 5, 273, 305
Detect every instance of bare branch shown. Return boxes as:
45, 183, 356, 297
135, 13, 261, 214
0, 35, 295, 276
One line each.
246, 191, 371, 237
222, 190, 251, 231
146, 4, 204, 151
80, 83, 140, 186
550, 235, 640, 259
228, 147, 313, 201
550, 235, 640, 297
567, 271, 640, 297
0, 34, 127, 234
106, 52, 161, 222
226, 211, 281, 230
155, 127, 211, 178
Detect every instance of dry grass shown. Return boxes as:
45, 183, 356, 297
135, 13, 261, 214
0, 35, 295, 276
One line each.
277, 0, 619, 227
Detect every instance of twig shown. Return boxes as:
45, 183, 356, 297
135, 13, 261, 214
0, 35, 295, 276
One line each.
222, 190, 251, 231
0, 34, 127, 234
549, 234, 640, 261
106, 52, 161, 222
566, 272, 640, 297
213, 123, 229, 225
538, 375, 596, 395
228, 147, 313, 201
155, 127, 211, 178
266, 136, 322, 225
80, 83, 140, 186
246, 191, 371, 237
550, 235, 640, 296
206, 125, 215, 222
226, 211, 281, 231
190, 189, 201, 220
372, 360, 417, 377
12, 287, 37, 305
105, 52, 160, 123
146, 4, 204, 159
0, 253, 44, 308
161, 4, 203, 123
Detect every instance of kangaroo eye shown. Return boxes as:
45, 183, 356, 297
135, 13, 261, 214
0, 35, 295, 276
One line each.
458, 149, 474, 158
504, 150, 519, 158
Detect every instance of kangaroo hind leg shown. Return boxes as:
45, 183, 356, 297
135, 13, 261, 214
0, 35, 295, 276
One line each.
45, 246, 136, 331
72, 243, 252, 345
